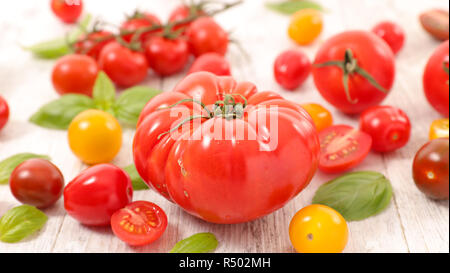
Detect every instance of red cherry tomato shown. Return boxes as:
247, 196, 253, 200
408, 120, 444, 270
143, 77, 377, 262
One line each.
120, 12, 161, 43
111, 201, 168, 246
9, 159, 64, 209
423, 40, 449, 117
274, 50, 311, 90
74, 31, 114, 60
50, 0, 83, 24
313, 31, 395, 114
64, 164, 133, 226
412, 138, 449, 200
0, 95, 9, 131
187, 17, 228, 57
98, 42, 149, 88
145, 36, 190, 76
318, 125, 372, 173
360, 105, 411, 153
51, 54, 99, 97
168, 5, 205, 33
188, 53, 231, 76
372, 21, 406, 55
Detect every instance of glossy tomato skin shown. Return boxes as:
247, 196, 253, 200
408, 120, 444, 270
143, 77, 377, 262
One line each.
52, 54, 99, 97
98, 42, 149, 88
111, 201, 168, 246
372, 21, 406, 55
187, 17, 228, 57
188, 53, 231, 76
313, 31, 395, 114
50, 0, 83, 24
429, 118, 449, 140
423, 40, 449, 117
318, 125, 372, 173
145, 37, 190, 76
9, 159, 64, 209
120, 12, 161, 43
64, 164, 133, 226
133, 72, 320, 224
412, 138, 449, 200
74, 31, 114, 60
0, 95, 9, 132
360, 106, 411, 152
301, 103, 333, 132
274, 50, 311, 90
288, 9, 323, 46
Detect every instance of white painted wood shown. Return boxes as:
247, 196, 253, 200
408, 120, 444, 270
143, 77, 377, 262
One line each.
0, 0, 448, 253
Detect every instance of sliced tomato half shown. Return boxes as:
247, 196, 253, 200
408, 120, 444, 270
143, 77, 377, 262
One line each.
111, 201, 168, 246
318, 125, 372, 173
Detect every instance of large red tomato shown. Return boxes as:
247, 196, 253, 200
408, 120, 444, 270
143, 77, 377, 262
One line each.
313, 31, 396, 114
133, 72, 320, 224
423, 40, 449, 117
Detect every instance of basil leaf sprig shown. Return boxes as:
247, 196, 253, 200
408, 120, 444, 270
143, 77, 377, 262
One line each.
266, 1, 323, 15
0, 153, 50, 185
170, 233, 219, 253
124, 164, 149, 191
312, 171, 393, 221
30, 72, 161, 130
0, 205, 48, 243
23, 14, 92, 59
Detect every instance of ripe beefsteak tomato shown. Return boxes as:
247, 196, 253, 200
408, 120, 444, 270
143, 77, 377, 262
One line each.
133, 72, 320, 224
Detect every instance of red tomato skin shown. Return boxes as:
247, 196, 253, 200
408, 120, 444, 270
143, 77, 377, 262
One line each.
9, 159, 64, 209
50, 0, 83, 24
111, 201, 168, 246
98, 42, 149, 88
52, 54, 99, 97
0, 95, 9, 131
188, 53, 231, 76
423, 40, 449, 117
274, 50, 311, 90
360, 106, 411, 152
74, 31, 114, 60
187, 17, 228, 57
145, 37, 190, 76
64, 164, 133, 226
412, 138, 449, 200
372, 21, 406, 55
313, 31, 395, 114
120, 13, 161, 43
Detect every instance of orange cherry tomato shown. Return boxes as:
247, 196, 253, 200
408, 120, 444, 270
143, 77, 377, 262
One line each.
429, 118, 449, 140
301, 103, 333, 131
288, 9, 323, 45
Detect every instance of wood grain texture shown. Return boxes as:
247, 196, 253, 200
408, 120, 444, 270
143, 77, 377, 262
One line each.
0, 0, 448, 253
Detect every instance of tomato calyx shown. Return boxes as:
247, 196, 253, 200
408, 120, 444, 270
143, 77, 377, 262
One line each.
315, 49, 389, 104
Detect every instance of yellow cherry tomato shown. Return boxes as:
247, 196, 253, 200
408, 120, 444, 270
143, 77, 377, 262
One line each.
288, 9, 323, 45
429, 118, 449, 140
289, 204, 348, 253
301, 103, 333, 131
68, 109, 122, 165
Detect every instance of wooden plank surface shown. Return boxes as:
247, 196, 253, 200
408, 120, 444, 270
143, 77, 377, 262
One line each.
0, 0, 448, 253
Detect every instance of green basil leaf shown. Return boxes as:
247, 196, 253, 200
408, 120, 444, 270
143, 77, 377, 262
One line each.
0, 153, 50, 184
0, 205, 48, 243
124, 164, 149, 191
170, 233, 219, 253
265, 1, 323, 15
312, 171, 393, 221
114, 86, 161, 126
23, 14, 92, 59
29, 94, 95, 130
93, 71, 116, 112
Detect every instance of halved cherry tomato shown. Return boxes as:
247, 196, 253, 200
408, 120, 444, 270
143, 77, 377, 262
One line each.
274, 50, 311, 90
187, 17, 228, 57
429, 118, 450, 140
120, 12, 161, 43
289, 204, 348, 253
74, 31, 114, 60
318, 125, 372, 173
188, 53, 231, 76
145, 36, 190, 76
0, 95, 9, 132
301, 103, 333, 132
372, 21, 405, 55
111, 201, 168, 246
359, 105, 411, 152
64, 164, 133, 226
412, 138, 449, 200
50, 0, 83, 24
288, 9, 323, 46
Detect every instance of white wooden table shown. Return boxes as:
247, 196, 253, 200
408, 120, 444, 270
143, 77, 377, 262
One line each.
0, 0, 449, 253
